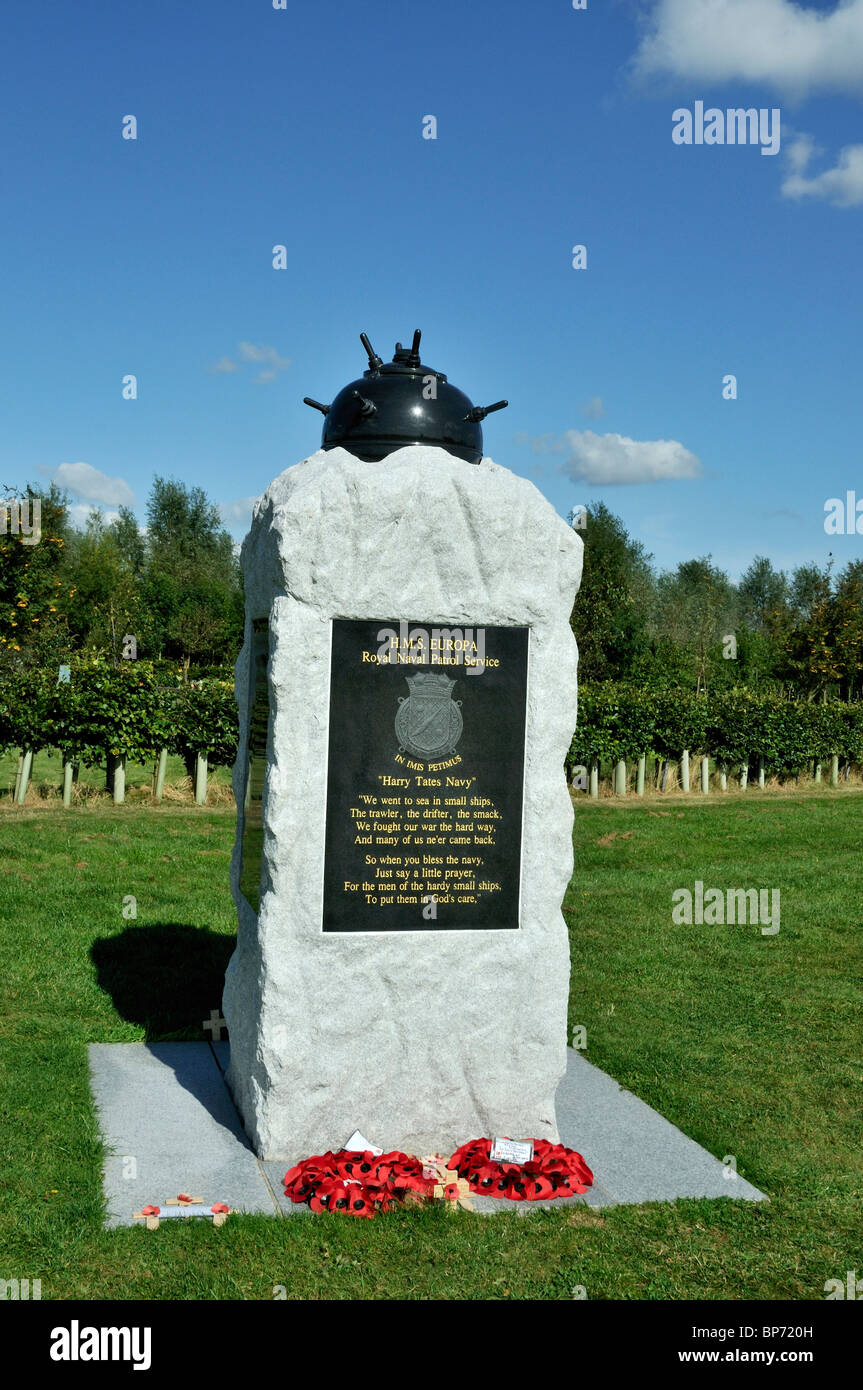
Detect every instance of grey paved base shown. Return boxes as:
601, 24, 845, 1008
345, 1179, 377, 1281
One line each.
89, 1043, 282, 1228
555, 1050, 767, 1206
89, 1043, 767, 1227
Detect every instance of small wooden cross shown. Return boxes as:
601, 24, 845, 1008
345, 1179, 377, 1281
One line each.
203, 1010, 226, 1040
133, 1199, 229, 1229
420, 1157, 474, 1211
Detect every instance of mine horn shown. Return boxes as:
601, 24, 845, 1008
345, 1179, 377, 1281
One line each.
465, 400, 508, 423
359, 333, 383, 370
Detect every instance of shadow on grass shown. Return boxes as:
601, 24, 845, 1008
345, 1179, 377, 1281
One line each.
91, 924, 235, 1041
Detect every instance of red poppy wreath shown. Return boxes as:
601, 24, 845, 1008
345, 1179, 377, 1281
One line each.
284, 1139, 593, 1217
283, 1150, 434, 1219
448, 1138, 593, 1201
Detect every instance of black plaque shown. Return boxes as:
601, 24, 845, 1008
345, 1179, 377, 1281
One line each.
322, 619, 528, 932
239, 618, 269, 912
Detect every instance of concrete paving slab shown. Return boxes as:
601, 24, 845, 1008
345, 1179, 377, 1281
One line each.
89, 1042, 279, 1227
89, 1043, 766, 1226
555, 1050, 768, 1205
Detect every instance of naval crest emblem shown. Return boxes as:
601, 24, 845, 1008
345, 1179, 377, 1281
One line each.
395, 672, 463, 762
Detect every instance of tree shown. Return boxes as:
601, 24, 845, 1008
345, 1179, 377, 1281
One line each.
651, 557, 738, 696
831, 561, 863, 701
738, 556, 789, 632
109, 505, 146, 574
777, 561, 844, 701
722, 625, 783, 693
62, 509, 155, 659
570, 503, 654, 682
142, 477, 243, 673
0, 482, 73, 667
788, 563, 827, 622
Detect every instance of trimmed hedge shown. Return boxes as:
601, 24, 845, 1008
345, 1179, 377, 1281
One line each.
0, 658, 238, 768
571, 683, 862, 776
2, 663, 860, 785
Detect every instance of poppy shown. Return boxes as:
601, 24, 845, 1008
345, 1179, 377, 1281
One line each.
447, 1137, 594, 1203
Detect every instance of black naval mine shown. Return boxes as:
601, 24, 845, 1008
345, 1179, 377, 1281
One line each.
303, 329, 507, 465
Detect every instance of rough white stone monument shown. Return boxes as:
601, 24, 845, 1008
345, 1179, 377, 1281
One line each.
224, 337, 583, 1163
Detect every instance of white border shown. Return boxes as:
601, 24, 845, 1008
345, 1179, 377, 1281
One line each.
320, 617, 530, 937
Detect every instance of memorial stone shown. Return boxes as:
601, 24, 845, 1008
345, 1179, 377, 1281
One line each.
223, 333, 583, 1162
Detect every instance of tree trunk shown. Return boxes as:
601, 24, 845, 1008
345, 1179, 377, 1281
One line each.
154, 747, 168, 802
15, 748, 33, 804
195, 752, 208, 805
62, 758, 74, 808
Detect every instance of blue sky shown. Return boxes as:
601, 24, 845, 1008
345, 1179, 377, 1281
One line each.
2, 0, 861, 578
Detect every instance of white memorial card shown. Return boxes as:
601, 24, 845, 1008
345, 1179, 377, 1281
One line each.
490, 1137, 534, 1165
343, 1129, 384, 1156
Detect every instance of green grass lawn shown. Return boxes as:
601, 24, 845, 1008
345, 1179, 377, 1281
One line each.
0, 795, 860, 1300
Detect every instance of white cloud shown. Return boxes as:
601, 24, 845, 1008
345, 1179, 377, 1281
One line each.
559, 430, 703, 485
582, 396, 607, 420
218, 496, 260, 528
781, 137, 863, 204
237, 342, 291, 370
514, 431, 566, 455
633, 0, 863, 99
210, 342, 291, 384
53, 462, 136, 506
786, 131, 822, 173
